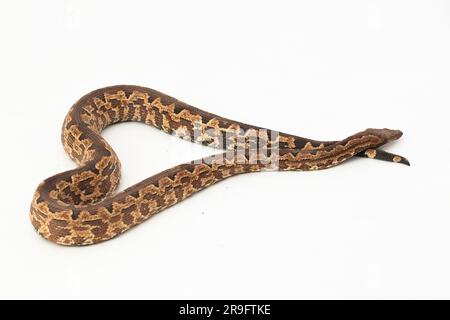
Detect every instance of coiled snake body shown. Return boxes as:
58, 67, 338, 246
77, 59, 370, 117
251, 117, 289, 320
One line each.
30, 85, 408, 246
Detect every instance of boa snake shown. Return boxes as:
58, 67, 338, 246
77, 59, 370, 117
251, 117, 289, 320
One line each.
30, 85, 409, 246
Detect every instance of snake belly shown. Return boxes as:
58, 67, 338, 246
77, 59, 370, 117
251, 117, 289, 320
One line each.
30, 85, 408, 246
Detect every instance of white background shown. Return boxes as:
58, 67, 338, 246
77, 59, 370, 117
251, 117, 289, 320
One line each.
0, 0, 449, 299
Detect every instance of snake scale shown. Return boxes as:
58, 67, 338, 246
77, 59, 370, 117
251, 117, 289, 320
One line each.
30, 85, 409, 246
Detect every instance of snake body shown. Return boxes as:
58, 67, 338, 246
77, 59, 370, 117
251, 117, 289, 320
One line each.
30, 85, 408, 246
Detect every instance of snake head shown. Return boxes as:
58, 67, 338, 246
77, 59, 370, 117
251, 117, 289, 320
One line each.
365, 128, 403, 144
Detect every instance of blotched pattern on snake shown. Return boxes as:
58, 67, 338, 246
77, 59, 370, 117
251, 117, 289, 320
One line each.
30, 85, 409, 246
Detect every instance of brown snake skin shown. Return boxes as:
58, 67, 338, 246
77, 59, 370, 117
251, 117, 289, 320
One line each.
30, 85, 409, 246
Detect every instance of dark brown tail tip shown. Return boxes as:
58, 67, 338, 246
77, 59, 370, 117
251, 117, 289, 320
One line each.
398, 157, 410, 166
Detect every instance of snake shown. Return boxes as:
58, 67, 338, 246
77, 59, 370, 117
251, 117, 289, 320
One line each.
29, 85, 409, 246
